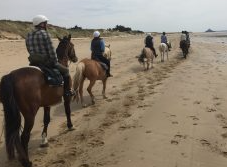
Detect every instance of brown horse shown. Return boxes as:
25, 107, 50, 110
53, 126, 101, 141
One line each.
73, 58, 109, 107
0, 34, 77, 167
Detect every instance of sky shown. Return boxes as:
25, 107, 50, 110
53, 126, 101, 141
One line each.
0, 0, 227, 32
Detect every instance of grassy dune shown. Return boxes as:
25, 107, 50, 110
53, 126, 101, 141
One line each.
0, 20, 143, 39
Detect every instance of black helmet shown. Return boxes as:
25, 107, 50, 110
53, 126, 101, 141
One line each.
163, 32, 166, 35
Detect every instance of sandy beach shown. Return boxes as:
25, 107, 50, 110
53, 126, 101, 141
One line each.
1, 32, 227, 167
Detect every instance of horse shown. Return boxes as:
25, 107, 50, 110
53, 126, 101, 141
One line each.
73, 58, 109, 107
104, 44, 112, 60
138, 47, 155, 70
159, 43, 169, 62
180, 40, 189, 58
0, 34, 77, 167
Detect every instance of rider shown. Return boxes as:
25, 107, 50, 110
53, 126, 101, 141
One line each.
90, 30, 113, 77
180, 31, 187, 48
185, 31, 190, 47
161, 32, 170, 51
25, 15, 75, 96
144, 33, 158, 57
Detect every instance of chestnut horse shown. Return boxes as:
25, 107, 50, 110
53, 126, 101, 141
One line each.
73, 58, 109, 107
0, 34, 77, 167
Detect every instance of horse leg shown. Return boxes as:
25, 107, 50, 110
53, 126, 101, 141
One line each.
143, 62, 146, 71
79, 78, 86, 107
87, 80, 96, 105
20, 114, 35, 167
63, 95, 73, 130
167, 51, 169, 60
40, 107, 50, 147
102, 78, 107, 99
147, 60, 150, 70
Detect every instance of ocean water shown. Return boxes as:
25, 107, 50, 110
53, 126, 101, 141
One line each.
193, 32, 227, 44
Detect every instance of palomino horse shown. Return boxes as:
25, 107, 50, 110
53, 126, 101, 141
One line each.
138, 47, 155, 70
159, 43, 169, 62
0, 34, 77, 167
73, 58, 109, 107
104, 44, 112, 60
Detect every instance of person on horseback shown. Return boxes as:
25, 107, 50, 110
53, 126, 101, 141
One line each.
180, 31, 187, 49
25, 15, 75, 96
144, 33, 158, 57
185, 31, 190, 47
161, 32, 170, 51
91, 30, 113, 77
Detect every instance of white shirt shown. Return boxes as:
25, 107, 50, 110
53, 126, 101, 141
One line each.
180, 34, 186, 41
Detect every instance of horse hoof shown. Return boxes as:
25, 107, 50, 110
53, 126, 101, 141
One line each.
68, 126, 75, 131
20, 159, 32, 167
40, 143, 49, 148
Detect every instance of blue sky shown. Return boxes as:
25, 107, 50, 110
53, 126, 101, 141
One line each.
0, 0, 226, 32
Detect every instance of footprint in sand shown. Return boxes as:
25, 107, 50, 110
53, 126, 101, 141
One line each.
200, 139, 210, 146
194, 100, 201, 104
206, 107, 217, 112
171, 134, 186, 145
79, 164, 90, 167
221, 133, 227, 139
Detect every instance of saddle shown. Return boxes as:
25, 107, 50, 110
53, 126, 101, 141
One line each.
99, 62, 108, 70
91, 57, 108, 70
39, 66, 63, 86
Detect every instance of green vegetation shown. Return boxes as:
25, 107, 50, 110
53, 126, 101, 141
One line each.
0, 20, 144, 39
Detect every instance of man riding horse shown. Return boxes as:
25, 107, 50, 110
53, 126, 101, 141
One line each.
90, 31, 113, 77
25, 15, 75, 96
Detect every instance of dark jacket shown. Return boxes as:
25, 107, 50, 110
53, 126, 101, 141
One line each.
91, 37, 105, 58
145, 35, 154, 48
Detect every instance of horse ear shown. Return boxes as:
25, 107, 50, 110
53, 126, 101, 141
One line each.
56, 35, 62, 42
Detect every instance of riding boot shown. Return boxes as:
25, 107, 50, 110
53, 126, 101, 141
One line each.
106, 69, 113, 77
151, 48, 158, 57
63, 76, 75, 96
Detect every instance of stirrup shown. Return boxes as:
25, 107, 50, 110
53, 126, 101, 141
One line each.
64, 90, 75, 96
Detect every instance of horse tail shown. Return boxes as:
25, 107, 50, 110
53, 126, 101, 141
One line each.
73, 62, 85, 102
0, 74, 21, 160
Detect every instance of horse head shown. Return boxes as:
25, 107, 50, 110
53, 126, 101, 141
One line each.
56, 34, 78, 65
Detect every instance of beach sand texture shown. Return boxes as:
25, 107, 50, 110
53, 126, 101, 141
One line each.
1, 32, 227, 167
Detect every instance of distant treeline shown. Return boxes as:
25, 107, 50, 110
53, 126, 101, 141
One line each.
68, 24, 144, 34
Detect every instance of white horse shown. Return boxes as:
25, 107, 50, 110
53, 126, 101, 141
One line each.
104, 44, 112, 60
138, 47, 155, 70
159, 43, 169, 62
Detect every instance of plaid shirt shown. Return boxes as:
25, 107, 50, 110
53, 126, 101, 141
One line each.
26, 29, 58, 63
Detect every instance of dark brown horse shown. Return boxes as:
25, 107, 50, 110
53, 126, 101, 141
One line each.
73, 58, 109, 107
0, 34, 77, 167
180, 40, 189, 58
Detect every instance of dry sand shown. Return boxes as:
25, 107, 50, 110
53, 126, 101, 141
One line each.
1, 32, 227, 167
